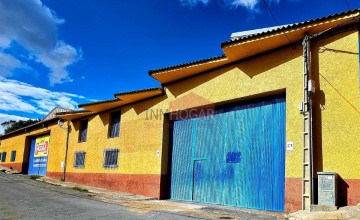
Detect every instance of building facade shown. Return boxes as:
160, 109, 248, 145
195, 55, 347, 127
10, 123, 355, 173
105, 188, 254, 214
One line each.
1, 10, 360, 212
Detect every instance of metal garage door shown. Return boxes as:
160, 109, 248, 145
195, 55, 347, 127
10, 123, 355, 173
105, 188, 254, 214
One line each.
28, 135, 50, 176
169, 97, 286, 211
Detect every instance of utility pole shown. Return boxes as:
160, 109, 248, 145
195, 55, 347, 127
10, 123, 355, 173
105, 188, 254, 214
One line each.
62, 120, 70, 181
301, 34, 314, 211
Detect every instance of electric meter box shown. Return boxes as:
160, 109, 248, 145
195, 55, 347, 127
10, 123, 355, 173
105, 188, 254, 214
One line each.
318, 172, 338, 206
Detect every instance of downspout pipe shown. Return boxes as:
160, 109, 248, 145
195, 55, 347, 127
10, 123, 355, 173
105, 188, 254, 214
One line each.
62, 120, 70, 181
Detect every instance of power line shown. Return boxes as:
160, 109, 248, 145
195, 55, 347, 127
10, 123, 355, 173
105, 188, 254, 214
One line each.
345, 0, 351, 10
260, 0, 291, 44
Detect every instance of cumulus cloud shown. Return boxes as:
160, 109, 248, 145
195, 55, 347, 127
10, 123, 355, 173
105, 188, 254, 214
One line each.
0, 76, 91, 116
0, 0, 81, 85
0, 113, 30, 134
180, 0, 279, 10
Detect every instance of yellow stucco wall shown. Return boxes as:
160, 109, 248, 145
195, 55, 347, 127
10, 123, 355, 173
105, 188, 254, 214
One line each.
312, 30, 360, 179
0, 132, 28, 165
59, 109, 165, 174
45, 124, 68, 173
0, 123, 67, 172
124, 42, 304, 178
1, 30, 359, 182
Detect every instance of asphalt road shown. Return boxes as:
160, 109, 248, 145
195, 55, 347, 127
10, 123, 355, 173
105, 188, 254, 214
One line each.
0, 173, 203, 220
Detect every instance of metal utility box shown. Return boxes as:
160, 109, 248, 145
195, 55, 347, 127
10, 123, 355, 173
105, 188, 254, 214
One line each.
318, 172, 338, 206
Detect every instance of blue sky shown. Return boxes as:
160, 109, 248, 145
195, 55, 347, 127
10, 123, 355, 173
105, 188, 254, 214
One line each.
0, 0, 359, 133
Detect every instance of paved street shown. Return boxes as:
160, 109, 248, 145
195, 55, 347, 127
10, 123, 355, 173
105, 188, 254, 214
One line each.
0, 173, 203, 220
0, 172, 286, 220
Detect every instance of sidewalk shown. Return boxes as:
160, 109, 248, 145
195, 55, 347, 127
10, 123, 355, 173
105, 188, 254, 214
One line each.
3, 169, 360, 220
37, 176, 285, 220
288, 205, 360, 220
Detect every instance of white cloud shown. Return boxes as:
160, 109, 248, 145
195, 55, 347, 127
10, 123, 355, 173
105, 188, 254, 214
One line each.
180, 0, 280, 10
0, 0, 81, 85
231, 0, 259, 9
0, 76, 90, 116
0, 52, 22, 76
37, 41, 80, 85
0, 113, 30, 135
179, 0, 210, 6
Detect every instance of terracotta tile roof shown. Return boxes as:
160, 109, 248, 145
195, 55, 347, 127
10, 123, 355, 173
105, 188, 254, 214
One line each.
221, 9, 360, 47
148, 55, 226, 75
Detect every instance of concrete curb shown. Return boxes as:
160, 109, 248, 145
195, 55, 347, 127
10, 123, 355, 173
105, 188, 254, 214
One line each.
287, 204, 360, 220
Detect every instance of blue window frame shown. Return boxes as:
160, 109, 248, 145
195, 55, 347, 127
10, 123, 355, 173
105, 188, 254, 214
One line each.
79, 119, 88, 142
108, 111, 121, 138
1, 152, 6, 162
10, 150, 16, 162
74, 151, 86, 168
103, 148, 119, 168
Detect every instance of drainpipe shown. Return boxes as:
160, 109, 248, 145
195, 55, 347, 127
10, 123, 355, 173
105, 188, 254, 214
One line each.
62, 120, 70, 181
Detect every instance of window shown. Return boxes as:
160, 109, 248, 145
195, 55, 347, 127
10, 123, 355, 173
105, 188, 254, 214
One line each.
108, 111, 121, 138
103, 148, 119, 168
78, 119, 88, 142
10, 150, 16, 162
74, 151, 86, 168
1, 152, 6, 162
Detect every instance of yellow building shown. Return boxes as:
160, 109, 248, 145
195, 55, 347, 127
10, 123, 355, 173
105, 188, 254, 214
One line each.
1, 10, 359, 213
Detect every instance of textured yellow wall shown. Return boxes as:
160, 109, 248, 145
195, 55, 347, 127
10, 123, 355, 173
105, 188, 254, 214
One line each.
0, 123, 67, 169
1, 30, 359, 181
121, 43, 305, 177
64, 110, 164, 174
46, 124, 68, 173
114, 29, 359, 179
312, 30, 360, 179
0, 133, 27, 164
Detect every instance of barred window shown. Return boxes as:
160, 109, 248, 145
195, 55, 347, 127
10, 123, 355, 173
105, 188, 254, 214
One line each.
10, 150, 16, 162
78, 119, 88, 142
1, 152, 6, 162
108, 111, 121, 138
103, 148, 119, 168
74, 151, 86, 168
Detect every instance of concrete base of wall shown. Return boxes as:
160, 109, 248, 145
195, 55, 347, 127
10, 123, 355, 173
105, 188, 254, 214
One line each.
44, 172, 360, 213
285, 177, 360, 212
285, 178, 302, 212
340, 179, 360, 206
311, 204, 338, 212
46, 172, 162, 198
0, 163, 24, 173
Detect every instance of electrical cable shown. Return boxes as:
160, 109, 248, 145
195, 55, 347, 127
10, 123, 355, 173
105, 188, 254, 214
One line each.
260, 0, 292, 44
345, 0, 351, 10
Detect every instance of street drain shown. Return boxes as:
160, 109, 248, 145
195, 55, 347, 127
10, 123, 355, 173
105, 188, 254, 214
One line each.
219, 217, 233, 219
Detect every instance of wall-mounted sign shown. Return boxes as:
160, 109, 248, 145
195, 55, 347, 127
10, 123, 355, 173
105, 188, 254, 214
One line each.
226, 152, 241, 163
287, 142, 294, 151
34, 136, 50, 157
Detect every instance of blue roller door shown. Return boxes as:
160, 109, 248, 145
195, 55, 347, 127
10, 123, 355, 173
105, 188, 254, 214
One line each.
170, 97, 286, 211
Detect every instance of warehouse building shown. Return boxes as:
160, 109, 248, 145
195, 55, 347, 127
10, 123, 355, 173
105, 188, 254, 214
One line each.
1, 10, 360, 212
